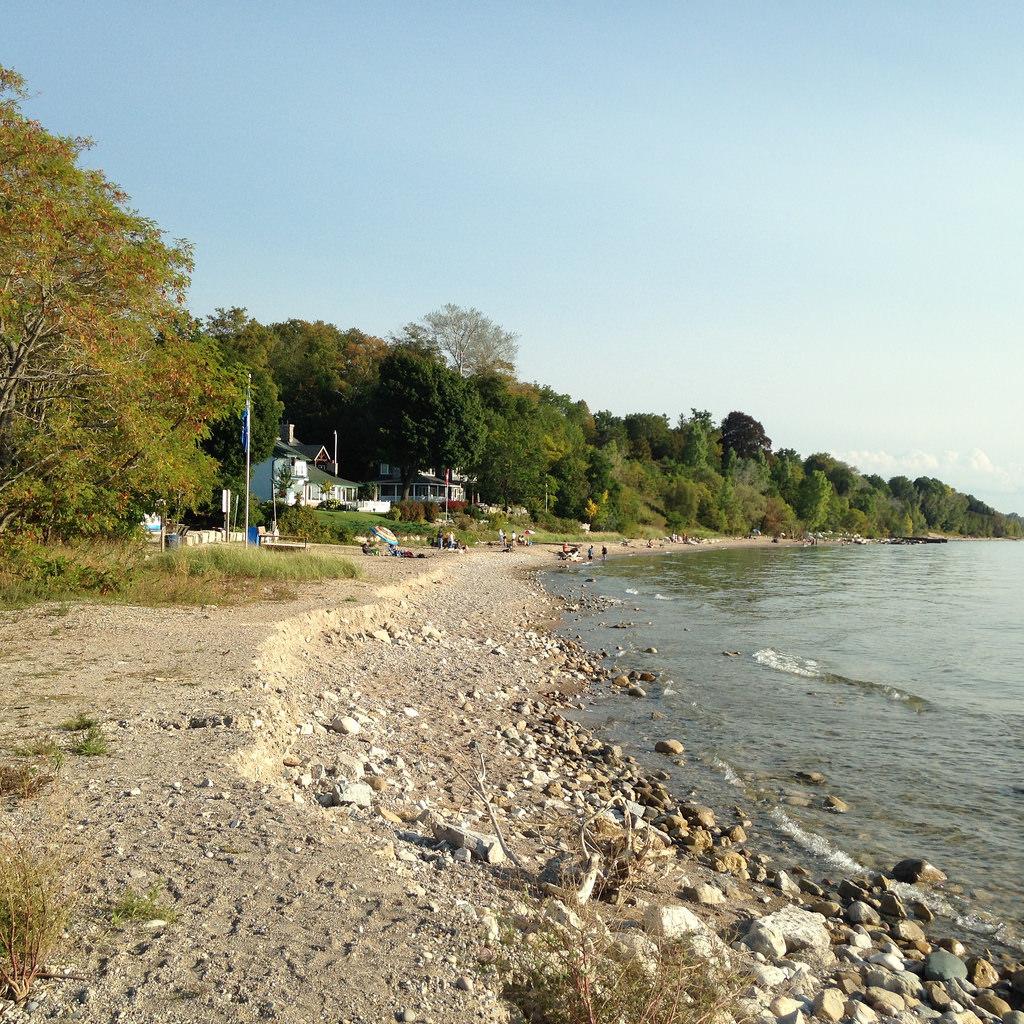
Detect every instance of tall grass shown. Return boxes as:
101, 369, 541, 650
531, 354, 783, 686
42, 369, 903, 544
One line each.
0, 540, 360, 609
151, 544, 361, 582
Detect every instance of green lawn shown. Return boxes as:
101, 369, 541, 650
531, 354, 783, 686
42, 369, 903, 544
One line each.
312, 509, 435, 538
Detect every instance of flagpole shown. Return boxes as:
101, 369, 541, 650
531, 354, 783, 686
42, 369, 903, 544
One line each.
243, 374, 251, 546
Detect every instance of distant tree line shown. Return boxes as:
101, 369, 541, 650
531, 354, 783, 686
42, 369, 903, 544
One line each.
2, 63, 1020, 542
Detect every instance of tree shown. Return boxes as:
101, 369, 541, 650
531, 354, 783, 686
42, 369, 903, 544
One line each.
370, 347, 484, 498
202, 309, 283, 493
797, 470, 833, 529
720, 411, 772, 461
397, 304, 518, 377
0, 65, 230, 537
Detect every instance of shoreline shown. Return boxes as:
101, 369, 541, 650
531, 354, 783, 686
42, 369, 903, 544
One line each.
1, 548, 1021, 1022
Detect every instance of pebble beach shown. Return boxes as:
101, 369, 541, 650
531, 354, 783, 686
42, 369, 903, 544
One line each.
1, 544, 1021, 1024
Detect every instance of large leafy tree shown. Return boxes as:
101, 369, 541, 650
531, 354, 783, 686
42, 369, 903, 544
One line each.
371, 347, 484, 498
797, 470, 833, 529
470, 375, 545, 508
396, 304, 518, 377
0, 66, 230, 537
720, 410, 772, 461
267, 319, 387, 478
202, 308, 283, 492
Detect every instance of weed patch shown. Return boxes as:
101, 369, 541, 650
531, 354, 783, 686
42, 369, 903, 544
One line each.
109, 884, 176, 927
58, 713, 97, 733
0, 839, 76, 1001
497, 899, 746, 1024
70, 725, 108, 756
0, 764, 53, 800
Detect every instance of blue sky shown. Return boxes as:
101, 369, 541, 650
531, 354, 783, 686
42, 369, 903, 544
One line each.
6, 2, 1023, 512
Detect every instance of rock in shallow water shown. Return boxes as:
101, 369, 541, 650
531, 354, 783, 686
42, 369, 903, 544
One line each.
892, 858, 947, 884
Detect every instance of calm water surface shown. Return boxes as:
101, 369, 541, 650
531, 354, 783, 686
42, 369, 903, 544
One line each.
547, 542, 1024, 950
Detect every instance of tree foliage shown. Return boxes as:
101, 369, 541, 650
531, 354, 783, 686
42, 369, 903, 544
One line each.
0, 66, 230, 537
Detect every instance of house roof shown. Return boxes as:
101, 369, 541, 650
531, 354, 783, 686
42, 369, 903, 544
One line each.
306, 464, 360, 488
293, 442, 330, 461
272, 439, 360, 488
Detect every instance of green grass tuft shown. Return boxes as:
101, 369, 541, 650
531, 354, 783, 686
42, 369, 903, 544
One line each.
109, 884, 177, 927
58, 713, 97, 733
70, 725, 108, 757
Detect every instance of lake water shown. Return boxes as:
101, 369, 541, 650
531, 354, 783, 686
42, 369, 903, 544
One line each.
546, 541, 1024, 951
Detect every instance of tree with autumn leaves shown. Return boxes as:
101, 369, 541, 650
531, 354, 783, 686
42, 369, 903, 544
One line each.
0, 66, 233, 538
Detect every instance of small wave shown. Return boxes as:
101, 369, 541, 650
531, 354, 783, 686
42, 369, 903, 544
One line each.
625, 588, 639, 595
654, 593, 672, 601
754, 648, 821, 678
753, 648, 929, 710
770, 807, 866, 874
712, 758, 743, 787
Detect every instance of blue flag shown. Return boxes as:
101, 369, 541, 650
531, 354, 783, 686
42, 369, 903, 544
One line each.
241, 398, 250, 453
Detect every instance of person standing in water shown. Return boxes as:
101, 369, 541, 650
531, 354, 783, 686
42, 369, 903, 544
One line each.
601, 545, 607, 562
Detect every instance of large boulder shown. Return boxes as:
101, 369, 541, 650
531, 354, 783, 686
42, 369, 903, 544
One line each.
923, 948, 968, 982
755, 905, 832, 958
891, 859, 947, 884
742, 920, 787, 959
643, 904, 729, 962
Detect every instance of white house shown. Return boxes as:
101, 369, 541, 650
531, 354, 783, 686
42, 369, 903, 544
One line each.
370, 463, 467, 503
251, 427, 360, 507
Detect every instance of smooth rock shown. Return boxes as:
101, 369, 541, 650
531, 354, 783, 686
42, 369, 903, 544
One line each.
848, 900, 882, 925
743, 921, 788, 959
754, 905, 831, 957
924, 949, 968, 983
974, 992, 1010, 1016
330, 716, 361, 736
892, 859, 948, 885
681, 883, 726, 906
655, 739, 685, 755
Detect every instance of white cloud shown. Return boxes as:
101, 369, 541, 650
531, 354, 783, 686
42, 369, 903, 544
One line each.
836, 447, 1022, 497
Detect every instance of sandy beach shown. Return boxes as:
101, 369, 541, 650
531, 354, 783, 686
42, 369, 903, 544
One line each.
2, 544, 1021, 1024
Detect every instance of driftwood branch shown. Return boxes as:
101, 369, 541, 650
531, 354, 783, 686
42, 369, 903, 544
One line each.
452, 749, 527, 872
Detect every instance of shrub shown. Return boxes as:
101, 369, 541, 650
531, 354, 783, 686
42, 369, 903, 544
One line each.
276, 505, 328, 541
497, 900, 745, 1024
422, 501, 438, 524
394, 500, 425, 523
447, 500, 468, 515
0, 839, 77, 1001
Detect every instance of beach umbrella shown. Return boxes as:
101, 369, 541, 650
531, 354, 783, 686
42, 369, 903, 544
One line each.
371, 525, 399, 547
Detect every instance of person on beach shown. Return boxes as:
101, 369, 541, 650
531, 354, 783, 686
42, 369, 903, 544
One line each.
587, 545, 594, 561
601, 545, 607, 562
499, 528, 505, 547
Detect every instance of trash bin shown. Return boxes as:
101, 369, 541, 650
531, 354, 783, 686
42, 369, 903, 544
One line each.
165, 533, 182, 550
247, 526, 261, 546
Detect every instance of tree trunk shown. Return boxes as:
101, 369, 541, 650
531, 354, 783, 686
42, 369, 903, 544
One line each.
401, 467, 413, 501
